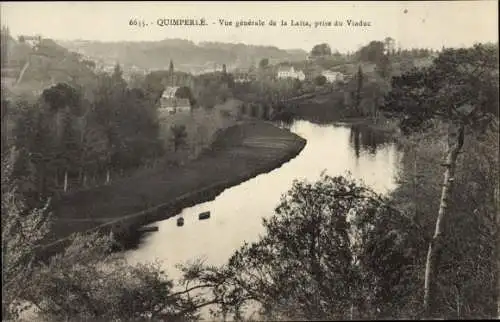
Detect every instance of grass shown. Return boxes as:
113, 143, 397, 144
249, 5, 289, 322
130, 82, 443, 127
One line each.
46, 121, 306, 244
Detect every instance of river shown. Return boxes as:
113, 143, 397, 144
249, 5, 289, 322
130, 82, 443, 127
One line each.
125, 120, 403, 282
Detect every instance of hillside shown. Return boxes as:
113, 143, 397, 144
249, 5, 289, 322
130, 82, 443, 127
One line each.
56, 38, 308, 72
1, 31, 97, 99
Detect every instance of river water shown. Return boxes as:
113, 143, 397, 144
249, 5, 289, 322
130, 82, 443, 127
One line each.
125, 120, 403, 282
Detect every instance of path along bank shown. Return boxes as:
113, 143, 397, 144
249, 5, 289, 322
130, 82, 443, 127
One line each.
38, 121, 306, 259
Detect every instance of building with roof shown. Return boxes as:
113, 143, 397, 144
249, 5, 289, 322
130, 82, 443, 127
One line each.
321, 70, 345, 83
233, 71, 257, 83
18, 35, 42, 49
158, 86, 192, 114
277, 66, 305, 81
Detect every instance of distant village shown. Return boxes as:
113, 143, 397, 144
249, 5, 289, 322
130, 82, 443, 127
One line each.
2, 30, 439, 117
92, 59, 346, 86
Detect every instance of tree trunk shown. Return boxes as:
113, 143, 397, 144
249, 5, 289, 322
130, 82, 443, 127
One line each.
78, 167, 83, 186
423, 123, 464, 317
38, 170, 45, 194
495, 184, 500, 318
63, 170, 68, 192
413, 149, 418, 220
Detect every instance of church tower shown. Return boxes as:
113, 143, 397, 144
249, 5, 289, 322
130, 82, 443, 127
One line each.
169, 59, 176, 86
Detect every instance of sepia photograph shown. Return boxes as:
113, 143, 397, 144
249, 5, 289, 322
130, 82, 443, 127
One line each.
1, 1, 499, 321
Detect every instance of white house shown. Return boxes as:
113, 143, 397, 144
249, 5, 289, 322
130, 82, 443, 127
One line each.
321, 70, 345, 83
158, 86, 191, 114
234, 74, 251, 83
18, 35, 42, 49
277, 66, 306, 81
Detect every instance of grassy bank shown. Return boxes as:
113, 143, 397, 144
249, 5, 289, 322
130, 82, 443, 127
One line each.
39, 121, 306, 257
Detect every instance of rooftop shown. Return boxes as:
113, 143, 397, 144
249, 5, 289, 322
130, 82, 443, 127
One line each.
161, 86, 180, 99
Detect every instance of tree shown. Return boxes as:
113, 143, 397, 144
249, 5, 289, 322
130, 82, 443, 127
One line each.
128, 71, 145, 89
314, 75, 327, 86
1, 153, 204, 321
6, 64, 165, 194
292, 78, 302, 93
384, 37, 396, 55
111, 63, 127, 92
382, 43, 499, 317
388, 118, 499, 318
249, 103, 259, 118
332, 50, 343, 60
19, 89, 83, 196
58, 107, 81, 192
311, 43, 332, 57
357, 41, 385, 64
258, 58, 269, 69
82, 59, 96, 70
28, 233, 202, 321
169, 59, 174, 74
78, 119, 110, 188
1, 151, 52, 320
355, 65, 364, 113
92, 69, 162, 180
376, 54, 392, 79
42, 83, 81, 113
1, 26, 12, 67
92, 72, 124, 184
399, 57, 416, 74
175, 86, 195, 105
180, 174, 409, 320
170, 124, 188, 152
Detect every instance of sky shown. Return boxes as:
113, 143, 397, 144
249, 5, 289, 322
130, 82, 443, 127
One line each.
1, 1, 498, 52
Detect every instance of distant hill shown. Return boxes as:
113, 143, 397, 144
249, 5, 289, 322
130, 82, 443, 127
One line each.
55, 38, 308, 72
1, 30, 97, 99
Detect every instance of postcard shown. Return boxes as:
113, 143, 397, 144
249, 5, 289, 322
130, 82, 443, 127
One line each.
1, 1, 498, 321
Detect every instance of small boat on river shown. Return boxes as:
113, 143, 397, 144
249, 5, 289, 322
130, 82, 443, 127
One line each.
199, 211, 211, 220
137, 226, 159, 233
177, 217, 184, 227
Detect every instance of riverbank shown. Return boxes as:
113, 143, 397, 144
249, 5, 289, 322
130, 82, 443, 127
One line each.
281, 91, 400, 138
39, 121, 306, 258
335, 117, 400, 137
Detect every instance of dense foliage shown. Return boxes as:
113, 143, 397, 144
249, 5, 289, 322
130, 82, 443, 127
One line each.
310, 43, 332, 57
390, 122, 499, 318
381, 43, 499, 317
2, 36, 498, 321
177, 174, 423, 320
3, 65, 163, 203
383, 43, 499, 133
176, 42, 499, 320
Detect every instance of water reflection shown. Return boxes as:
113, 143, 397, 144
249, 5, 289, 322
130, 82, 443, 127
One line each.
349, 123, 393, 157
125, 119, 403, 318
274, 119, 293, 131
127, 120, 402, 276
